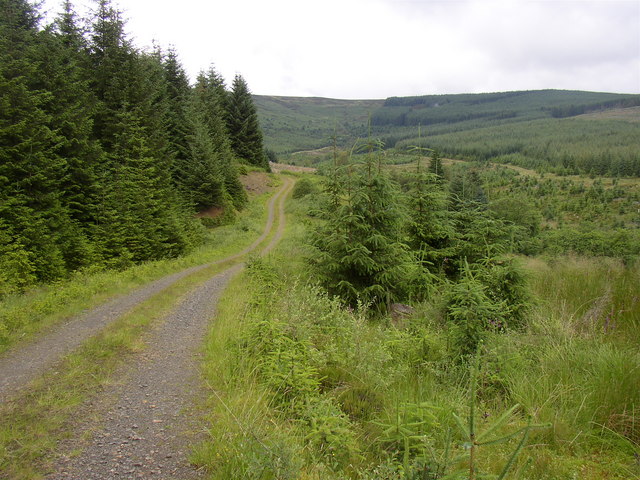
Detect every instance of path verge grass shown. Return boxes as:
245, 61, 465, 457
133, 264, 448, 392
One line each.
0, 177, 280, 355
0, 178, 288, 479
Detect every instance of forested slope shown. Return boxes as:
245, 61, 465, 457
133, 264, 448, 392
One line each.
256, 90, 640, 176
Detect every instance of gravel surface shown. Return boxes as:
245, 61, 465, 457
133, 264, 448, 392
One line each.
0, 265, 207, 402
47, 265, 242, 480
39, 177, 294, 479
0, 179, 290, 402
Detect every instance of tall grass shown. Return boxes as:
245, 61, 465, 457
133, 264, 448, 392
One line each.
194, 187, 640, 479
493, 256, 640, 477
526, 256, 640, 339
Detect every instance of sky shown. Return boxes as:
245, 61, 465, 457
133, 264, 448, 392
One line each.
41, 0, 640, 99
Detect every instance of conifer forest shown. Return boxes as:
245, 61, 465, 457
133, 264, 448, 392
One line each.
0, 1, 639, 479
0, 0, 267, 297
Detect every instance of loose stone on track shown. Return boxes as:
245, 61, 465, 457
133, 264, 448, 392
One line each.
47, 265, 242, 480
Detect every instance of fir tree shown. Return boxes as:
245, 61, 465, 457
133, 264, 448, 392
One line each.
195, 68, 247, 209
225, 74, 268, 170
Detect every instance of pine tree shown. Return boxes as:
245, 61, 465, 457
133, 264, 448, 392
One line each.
0, 0, 73, 287
225, 74, 268, 170
195, 68, 247, 209
310, 141, 417, 307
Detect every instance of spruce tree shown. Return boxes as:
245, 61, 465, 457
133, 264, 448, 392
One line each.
88, 0, 131, 151
161, 47, 191, 187
195, 69, 247, 209
88, 0, 200, 263
310, 141, 417, 307
225, 74, 268, 170
38, 1, 105, 269
180, 96, 228, 210
95, 108, 200, 265
0, 0, 73, 286
428, 149, 445, 183
407, 153, 456, 275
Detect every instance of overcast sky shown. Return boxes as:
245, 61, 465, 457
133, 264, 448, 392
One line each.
41, 0, 640, 99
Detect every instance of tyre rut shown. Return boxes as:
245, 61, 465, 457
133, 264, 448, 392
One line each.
0, 179, 290, 402
46, 177, 294, 479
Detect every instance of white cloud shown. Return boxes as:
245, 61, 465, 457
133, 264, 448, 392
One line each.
41, 0, 640, 98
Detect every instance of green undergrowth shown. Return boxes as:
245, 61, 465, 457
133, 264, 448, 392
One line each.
194, 187, 639, 479
0, 178, 280, 354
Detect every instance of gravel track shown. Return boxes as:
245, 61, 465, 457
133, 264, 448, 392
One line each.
48, 265, 242, 479
0, 179, 289, 402
43, 177, 294, 479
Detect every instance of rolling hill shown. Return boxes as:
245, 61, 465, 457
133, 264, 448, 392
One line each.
254, 89, 640, 176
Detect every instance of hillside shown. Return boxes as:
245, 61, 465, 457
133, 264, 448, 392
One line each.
255, 90, 640, 176
254, 95, 384, 153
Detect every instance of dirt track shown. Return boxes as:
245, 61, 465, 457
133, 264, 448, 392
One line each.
0, 178, 294, 478
0, 179, 291, 402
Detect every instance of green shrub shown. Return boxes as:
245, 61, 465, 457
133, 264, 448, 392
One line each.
443, 264, 506, 358
192, 419, 303, 480
291, 177, 318, 199
474, 258, 532, 329
0, 242, 37, 298
302, 397, 360, 470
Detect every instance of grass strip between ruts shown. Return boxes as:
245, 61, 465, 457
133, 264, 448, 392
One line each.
0, 178, 291, 479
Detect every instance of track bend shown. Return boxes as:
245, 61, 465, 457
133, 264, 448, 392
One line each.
46, 177, 294, 479
0, 178, 291, 402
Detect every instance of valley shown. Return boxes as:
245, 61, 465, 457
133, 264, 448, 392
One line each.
1, 1, 638, 474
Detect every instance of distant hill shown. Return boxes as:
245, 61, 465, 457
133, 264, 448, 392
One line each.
255, 90, 640, 176
254, 96, 383, 154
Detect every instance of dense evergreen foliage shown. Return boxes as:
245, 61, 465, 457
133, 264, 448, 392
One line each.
376, 90, 640, 126
309, 140, 530, 330
311, 143, 421, 307
225, 75, 269, 170
0, 0, 266, 296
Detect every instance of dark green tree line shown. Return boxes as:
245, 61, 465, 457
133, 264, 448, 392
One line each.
0, 0, 266, 296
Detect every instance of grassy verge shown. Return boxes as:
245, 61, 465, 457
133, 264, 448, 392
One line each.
0, 178, 286, 478
193, 183, 640, 479
0, 176, 280, 355
0, 254, 249, 479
